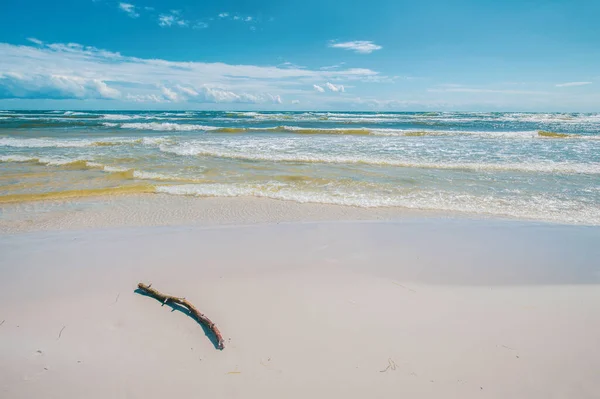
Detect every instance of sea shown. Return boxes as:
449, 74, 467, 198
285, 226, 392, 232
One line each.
1, 110, 599, 225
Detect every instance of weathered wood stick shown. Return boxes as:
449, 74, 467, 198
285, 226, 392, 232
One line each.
137, 283, 225, 350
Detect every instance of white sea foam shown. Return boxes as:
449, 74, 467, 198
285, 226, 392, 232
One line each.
159, 143, 600, 175
3, 110, 599, 225
219, 111, 600, 125
132, 171, 183, 181
0, 137, 93, 148
62, 111, 91, 116
101, 114, 138, 121
110, 122, 219, 131
100, 165, 130, 173
0, 154, 39, 163
98, 121, 597, 140
0, 155, 93, 167
154, 183, 600, 225
0, 136, 167, 148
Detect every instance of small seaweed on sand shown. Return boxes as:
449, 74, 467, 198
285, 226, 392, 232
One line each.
538, 130, 569, 138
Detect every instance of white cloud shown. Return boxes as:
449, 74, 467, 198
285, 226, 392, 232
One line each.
159, 13, 188, 27
326, 82, 344, 92
0, 41, 382, 105
161, 86, 180, 102
158, 15, 175, 26
158, 85, 283, 104
219, 13, 256, 23
194, 22, 209, 29
126, 93, 165, 103
320, 62, 346, 70
119, 3, 139, 18
328, 40, 382, 54
27, 38, 43, 45
555, 81, 592, 87
0, 72, 120, 100
291, 100, 300, 104
429, 85, 549, 95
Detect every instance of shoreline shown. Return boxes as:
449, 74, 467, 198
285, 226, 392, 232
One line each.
1, 193, 597, 234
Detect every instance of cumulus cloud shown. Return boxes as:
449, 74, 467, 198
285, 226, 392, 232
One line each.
125, 93, 165, 103
160, 86, 180, 102
157, 85, 283, 104
119, 3, 139, 18
218, 12, 229, 18
555, 81, 592, 87
0, 72, 120, 100
328, 40, 382, 54
0, 41, 382, 104
326, 82, 344, 92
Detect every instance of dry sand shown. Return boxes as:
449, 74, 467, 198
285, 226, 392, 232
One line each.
1, 197, 600, 398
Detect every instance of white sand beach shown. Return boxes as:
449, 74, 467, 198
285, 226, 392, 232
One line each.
1, 196, 599, 398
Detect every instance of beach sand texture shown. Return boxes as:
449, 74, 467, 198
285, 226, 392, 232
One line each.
1, 209, 599, 399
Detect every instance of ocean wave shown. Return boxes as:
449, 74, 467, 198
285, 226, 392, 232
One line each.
0, 137, 107, 148
100, 167, 197, 182
208, 126, 373, 135
0, 136, 170, 148
154, 183, 600, 225
101, 114, 139, 121
63, 111, 93, 116
159, 144, 600, 175
0, 184, 156, 204
108, 122, 219, 131
1, 154, 104, 170
0, 155, 202, 183
4, 111, 600, 126
0, 155, 102, 168
216, 111, 600, 126
100, 114, 194, 121
97, 122, 598, 139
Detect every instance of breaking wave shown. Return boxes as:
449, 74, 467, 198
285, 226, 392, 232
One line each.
0, 136, 170, 148
99, 122, 599, 140
159, 144, 600, 175
154, 183, 600, 225
106, 122, 219, 131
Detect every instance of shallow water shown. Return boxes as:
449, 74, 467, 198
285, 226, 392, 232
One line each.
1, 110, 599, 224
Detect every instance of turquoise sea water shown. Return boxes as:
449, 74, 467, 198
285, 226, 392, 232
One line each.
1, 110, 599, 224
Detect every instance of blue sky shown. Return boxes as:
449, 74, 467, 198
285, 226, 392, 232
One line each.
0, 0, 598, 110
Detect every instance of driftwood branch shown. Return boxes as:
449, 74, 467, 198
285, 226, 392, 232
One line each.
137, 283, 225, 350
